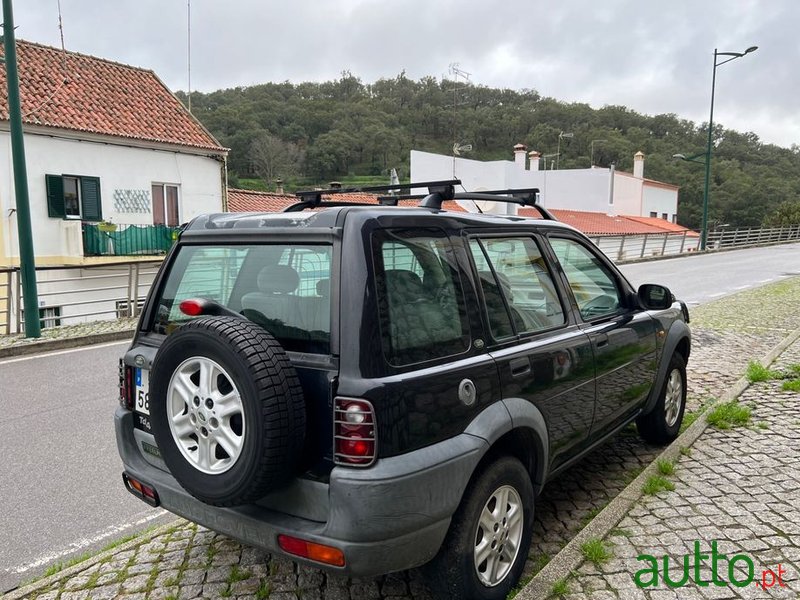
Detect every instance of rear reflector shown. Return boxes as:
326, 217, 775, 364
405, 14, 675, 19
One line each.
122, 472, 160, 507
277, 534, 345, 567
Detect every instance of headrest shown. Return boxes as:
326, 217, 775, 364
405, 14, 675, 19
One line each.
257, 264, 300, 294
385, 270, 424, 302
316, 278, 330, 297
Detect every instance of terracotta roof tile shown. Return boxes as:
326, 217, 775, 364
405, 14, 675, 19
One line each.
0, 40, 225, 152
226, 189, 696, 237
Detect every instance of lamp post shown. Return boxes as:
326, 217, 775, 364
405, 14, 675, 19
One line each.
556, 132, 573, 169
590, 139, 607, 166
697, 45, 757, 250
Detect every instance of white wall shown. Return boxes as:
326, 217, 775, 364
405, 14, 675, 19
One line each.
0, 131, 224, 261
410, 150, 679, 219
642, 183, 679, 221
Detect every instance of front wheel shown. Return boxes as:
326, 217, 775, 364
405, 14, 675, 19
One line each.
425, 456, 534, 599
636, 353, 687, 444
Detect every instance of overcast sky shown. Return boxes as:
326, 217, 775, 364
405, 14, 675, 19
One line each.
11, 0, 799, 148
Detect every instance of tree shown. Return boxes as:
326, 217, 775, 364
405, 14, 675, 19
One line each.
249, 132, 305, 183
763, 201, 800, 227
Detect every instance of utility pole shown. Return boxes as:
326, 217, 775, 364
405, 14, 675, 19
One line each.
3, 0, 41, 337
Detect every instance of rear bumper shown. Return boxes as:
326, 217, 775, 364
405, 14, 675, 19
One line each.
115, 408, 486, 576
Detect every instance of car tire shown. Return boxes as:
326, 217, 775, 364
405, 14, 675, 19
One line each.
636, 353, 687, 445
149, 316, 306, 506
424, 455, 534, 600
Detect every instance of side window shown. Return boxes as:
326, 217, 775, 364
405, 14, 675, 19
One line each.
469, 237, 565, 339
549, 237, 623, 320
374, 229, 470, 366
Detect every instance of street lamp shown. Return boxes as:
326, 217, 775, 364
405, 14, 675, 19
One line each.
697, 45, 758, 250
556, 132, 573, 169
590, 139, 607, 166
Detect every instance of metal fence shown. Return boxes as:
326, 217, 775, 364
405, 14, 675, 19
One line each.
591, 231, 701, 261
706, 224, 800, 250
2, 260, 162, 335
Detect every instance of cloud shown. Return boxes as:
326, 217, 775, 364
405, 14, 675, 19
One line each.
11, 0, 800, 147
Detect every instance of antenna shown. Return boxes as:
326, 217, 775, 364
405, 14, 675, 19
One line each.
447, 63, 472, 177
187, 0, 192, 113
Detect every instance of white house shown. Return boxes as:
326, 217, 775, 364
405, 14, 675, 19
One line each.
0, 40, 227, 332
410, 146, 680, 222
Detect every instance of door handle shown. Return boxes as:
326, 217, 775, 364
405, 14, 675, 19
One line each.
595, 334, 609, 348
510, 356, 531, 378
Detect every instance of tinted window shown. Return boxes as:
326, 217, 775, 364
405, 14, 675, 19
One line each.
469, 237, 565, 338
374, 229, 470, 365
153, 244, 332, 354
549, 237, 623, 320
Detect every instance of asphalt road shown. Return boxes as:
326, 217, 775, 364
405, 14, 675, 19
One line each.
0, 341, 171, 593
2, 241, 800, 593
618, 242, 800, 306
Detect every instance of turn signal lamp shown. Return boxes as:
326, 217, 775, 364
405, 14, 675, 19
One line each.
277, 535, 345, 567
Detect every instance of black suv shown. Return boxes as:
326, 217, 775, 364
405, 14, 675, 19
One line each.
116, 181, 690, 599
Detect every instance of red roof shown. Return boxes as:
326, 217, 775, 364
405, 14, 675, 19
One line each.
0, 40, 225, 152
227, 189, 695, 236
226, 188, 465, 212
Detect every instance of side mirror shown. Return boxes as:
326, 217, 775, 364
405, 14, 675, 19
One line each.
638, 284, 673, 310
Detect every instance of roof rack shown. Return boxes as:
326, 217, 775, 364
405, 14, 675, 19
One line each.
379, 186, 556, 221
284, 179, 461, 212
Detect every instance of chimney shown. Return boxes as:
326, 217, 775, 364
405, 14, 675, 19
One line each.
513, 143, 527, 169
329, 181, 342, 190
275, 179, 284, 195
633, 151, 645, 178
528, 150, 541, 171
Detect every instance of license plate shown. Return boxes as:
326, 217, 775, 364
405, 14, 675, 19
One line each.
135, 368, 150, 416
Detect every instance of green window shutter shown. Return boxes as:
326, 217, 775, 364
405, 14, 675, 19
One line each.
81, 177, 102, 221
46, 174, 65, 218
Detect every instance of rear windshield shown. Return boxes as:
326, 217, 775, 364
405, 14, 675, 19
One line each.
151, 244, 332, 354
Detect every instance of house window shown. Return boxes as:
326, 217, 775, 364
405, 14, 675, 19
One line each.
46, 174, 102, 221
649, 211, 657, 218
152, 184, 180, 226
662, 213, 668, 220
21, 306, 62, 330
672, 214, 677, 224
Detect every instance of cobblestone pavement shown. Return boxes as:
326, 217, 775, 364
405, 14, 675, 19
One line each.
0, 318, 135, 349
559, 338, 800, 599
8, 278, 800, 600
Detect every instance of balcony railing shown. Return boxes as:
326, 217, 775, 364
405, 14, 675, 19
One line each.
82, 222, 178, 257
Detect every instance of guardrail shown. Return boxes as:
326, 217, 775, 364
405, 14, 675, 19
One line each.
706, 224, 800, 250
2, 260, 162, 335
591, 231, 700, 261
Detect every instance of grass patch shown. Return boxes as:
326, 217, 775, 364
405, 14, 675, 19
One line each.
579, 504, 606, 529
528, 552, 551, 576
746, 361, 778, 383
656, 459, 675, 476
580, 538, 612, 565
610, 528, 632, 538
256, 580, 270, 599
41, 552, 92, 578
706, 401, 752, 430
679, 446, 692, 457
679, 409, 701, 434
551, 577, 569, 597
642, 475, 675, 495
782, 379, 800, 392
227, 565, 251, 583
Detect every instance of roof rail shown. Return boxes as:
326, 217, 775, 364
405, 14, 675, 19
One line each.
284, 179, 461, 212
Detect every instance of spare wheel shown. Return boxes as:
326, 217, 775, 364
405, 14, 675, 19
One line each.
149, 316, 306, 506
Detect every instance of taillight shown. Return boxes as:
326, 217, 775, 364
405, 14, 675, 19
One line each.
123, 472, 160, 507
277, 534, 345, 567
334, 397, 376, 466
119, 360, 134, 410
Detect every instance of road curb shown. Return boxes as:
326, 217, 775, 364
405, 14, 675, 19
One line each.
515, 324, 800, 600
1, 519, 185, 600
0, 329, 135, 360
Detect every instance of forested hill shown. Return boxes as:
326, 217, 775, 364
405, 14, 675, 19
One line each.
177, 72, 800, 229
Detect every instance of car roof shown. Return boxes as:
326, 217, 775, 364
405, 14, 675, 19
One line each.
184, 205, 583, 236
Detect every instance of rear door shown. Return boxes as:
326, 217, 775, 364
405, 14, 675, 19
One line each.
465, 233, 596, 470
547, 235, 658, 439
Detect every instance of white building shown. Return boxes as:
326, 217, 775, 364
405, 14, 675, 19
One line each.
410, 146, 679, 222
0, 40, 227, 333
